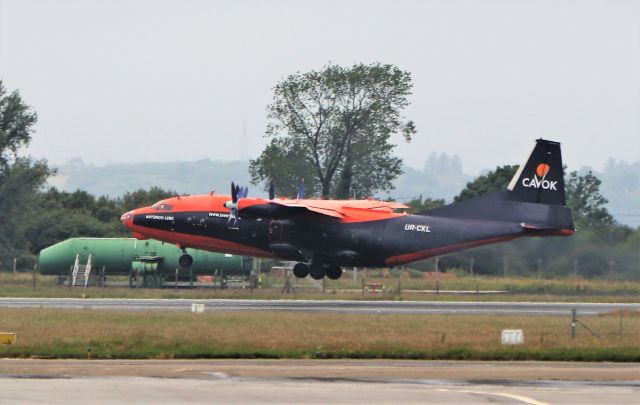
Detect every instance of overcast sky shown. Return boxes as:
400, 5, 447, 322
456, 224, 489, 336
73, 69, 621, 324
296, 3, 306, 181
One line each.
1, 0, 638, 174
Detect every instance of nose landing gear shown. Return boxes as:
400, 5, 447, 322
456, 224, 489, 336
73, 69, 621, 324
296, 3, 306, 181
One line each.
178, 247, 193, 268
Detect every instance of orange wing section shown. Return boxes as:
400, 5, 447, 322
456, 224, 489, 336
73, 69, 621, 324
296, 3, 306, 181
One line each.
269, 198, 408, 222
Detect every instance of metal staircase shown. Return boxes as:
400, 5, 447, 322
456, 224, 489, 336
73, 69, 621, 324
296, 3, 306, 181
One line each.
71, 254, 92, 287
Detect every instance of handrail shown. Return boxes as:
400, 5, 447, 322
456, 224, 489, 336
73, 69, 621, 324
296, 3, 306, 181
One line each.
71, 254, 80, 286
84, 255, 92, 287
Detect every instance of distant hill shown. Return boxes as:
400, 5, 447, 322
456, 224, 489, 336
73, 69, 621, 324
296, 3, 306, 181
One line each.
376, 152, 472, 202
49, 157, 472, 202
49, 156, 639, 227
379, 166, 471, 202
49, 158, 252, 197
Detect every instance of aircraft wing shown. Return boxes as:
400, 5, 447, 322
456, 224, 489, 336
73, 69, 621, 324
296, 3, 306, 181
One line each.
268, 200, 344, 219
237, 198, 408, 221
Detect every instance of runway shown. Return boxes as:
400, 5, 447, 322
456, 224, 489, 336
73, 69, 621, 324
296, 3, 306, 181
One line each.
0, 360, 638, 404
0, 297, 636, 316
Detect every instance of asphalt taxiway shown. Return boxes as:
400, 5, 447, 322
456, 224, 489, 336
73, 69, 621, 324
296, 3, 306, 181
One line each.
0, 360, 638, 404
0, 297, 636, 315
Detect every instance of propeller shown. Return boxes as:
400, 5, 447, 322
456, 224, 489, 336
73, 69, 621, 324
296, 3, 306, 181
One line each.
225, 181, 248, 229
268, 180, 275, 200
231, 182, 240, 203
296, 179, 305, 200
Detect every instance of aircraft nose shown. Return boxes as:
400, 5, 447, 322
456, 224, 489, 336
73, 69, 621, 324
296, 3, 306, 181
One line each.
121, 210, 134, 229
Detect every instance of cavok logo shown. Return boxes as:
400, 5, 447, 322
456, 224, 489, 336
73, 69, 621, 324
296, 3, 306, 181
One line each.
522, 163, 557, 190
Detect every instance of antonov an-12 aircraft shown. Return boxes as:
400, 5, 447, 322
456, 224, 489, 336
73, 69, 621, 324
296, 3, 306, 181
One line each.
122, 139, 574, 280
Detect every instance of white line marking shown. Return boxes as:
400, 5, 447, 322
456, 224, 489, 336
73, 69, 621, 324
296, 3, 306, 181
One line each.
437, 388, 551, 405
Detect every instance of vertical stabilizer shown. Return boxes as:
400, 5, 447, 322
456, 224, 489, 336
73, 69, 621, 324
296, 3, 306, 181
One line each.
507, 139, 566, 205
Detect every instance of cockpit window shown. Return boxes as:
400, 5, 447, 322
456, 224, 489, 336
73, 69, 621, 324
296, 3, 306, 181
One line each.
151, 201, 164, 210
151, 201, 174, 211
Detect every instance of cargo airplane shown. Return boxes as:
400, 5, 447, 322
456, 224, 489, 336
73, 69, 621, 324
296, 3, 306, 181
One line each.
121, 139, 575, 280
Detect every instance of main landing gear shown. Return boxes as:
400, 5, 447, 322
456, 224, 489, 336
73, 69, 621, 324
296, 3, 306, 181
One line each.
292, 263, 342, 280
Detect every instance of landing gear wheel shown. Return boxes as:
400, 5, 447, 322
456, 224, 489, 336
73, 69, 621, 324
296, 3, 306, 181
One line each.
293, 263, 310, 278
325, 265, 343, 280
309, 264, 325, 280
178, 254, 193, 268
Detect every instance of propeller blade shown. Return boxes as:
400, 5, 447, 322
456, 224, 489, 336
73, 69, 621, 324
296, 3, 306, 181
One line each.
269, 180, 275, 200
231, 181, 238, 203
242, 186, 249, 199
297, 179, 305, 200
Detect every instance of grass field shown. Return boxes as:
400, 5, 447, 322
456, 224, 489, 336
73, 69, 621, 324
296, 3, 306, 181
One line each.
0, 308, 638, 361
0, 272, 638, 302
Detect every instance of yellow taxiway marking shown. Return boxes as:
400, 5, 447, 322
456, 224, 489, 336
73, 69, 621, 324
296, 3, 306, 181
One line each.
436, 388, 550, 405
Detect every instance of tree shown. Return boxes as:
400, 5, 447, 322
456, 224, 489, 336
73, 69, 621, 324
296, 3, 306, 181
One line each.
27, 188, 122, 254
0, 159, 51, 266
424, 152, 463, 175
0, 80, 37, 168
250, 62, 416, 199
454, 165, 518, 202
406, 195, 445, 214
120, 187, 177, 212
566, 170, 614, 229
248, 138, 319, 198
0, 80, 53, 269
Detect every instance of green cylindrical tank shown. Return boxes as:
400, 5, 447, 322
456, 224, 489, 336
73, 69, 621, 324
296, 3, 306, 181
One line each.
39, 238, 251, 276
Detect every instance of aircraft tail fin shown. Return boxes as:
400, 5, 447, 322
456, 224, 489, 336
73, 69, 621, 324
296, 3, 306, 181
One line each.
507, 139, 566, 206
422, 139, 574, 232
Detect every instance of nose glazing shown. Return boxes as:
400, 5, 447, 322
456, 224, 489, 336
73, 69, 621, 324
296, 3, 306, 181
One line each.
121, 211, 134, 227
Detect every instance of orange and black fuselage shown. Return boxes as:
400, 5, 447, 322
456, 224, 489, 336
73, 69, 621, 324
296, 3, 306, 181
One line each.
123, 193, 574, 268
123, 140, 575, 269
